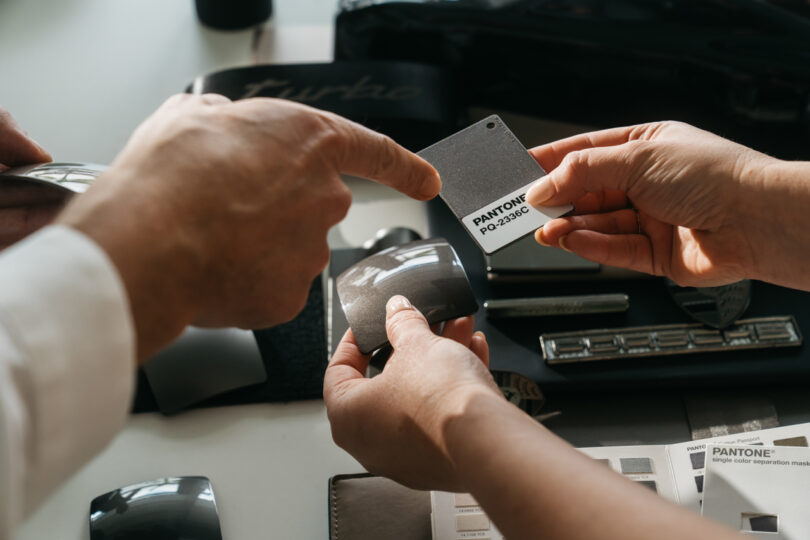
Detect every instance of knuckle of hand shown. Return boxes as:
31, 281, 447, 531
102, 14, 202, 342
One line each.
172, 114, 210, 142
624, 139, 651, 159
313, 116, 349, 163
201, 92, 230, 103
164, 93, 191, 107
386, 310, 424, 337
307, 110, 337, 135
660, 119, 686, 131
633, 120, 680, 141
372, 134, 399, 177
335, 184, 353, 217
562, 150, 586, 176
320, 180, 352, 222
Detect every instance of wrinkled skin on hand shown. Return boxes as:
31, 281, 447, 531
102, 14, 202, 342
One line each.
57, 94, 441, 359
324, 296, 501, 491
527, 121, 776, 287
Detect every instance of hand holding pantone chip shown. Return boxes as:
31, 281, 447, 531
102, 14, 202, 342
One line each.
417, 115, 571, 254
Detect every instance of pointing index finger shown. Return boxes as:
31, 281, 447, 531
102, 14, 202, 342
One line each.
323, 113, 441, 201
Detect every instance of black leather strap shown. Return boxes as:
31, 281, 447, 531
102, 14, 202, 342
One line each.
188, 61, 462, 151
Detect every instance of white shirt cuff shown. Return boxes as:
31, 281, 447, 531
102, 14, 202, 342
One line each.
0, 225, 135, 525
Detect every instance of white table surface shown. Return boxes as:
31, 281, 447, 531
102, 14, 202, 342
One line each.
0, 1, 398, 538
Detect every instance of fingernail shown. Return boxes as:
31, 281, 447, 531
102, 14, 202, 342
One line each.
535, 229, 550, 247
526, 177, 554, 206
386, 295, 412, 316
473, 330, 486, 341
558, 235, 572, 252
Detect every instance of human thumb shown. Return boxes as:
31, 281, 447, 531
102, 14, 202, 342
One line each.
385, 295, 432, 350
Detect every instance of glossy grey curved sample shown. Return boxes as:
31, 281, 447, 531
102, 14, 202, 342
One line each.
336, 237, 478, 354
0, 161, 105, 194
89, 476, 222, 540
361, 226, 422, 254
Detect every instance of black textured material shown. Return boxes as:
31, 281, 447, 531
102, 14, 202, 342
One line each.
335, 0, 810, 161
667, 279, 752, 329
426, 197, 810, 390
195, 0, 272, 30
188, 61, 461, 151
131, 276, 327, 414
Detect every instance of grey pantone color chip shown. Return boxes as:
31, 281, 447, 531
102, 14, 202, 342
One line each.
620, 457, 654, 475
743, 514, 779, 533
453, 493, 478, 507
695, 475, 704, 493
418, 115, 544, 217
690, 452, 706, 470
417, 115, 570, 254
455, 513, 489, 532
773, 436, 809, 447
636, 480, 658, 493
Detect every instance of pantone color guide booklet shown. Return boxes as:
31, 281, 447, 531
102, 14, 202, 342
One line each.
431, 422, 810, 540
702, 443, 810, 539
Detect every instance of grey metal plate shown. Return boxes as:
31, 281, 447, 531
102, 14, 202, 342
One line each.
418, 114, 545, 217
541, 316, 802, 365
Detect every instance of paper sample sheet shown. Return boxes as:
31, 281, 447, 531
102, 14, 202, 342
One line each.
431, 423, 810, 540
702, 444, 810, 539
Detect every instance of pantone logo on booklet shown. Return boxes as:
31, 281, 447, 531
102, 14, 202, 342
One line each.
462, 183, 570, 254
418, 115, 572, 254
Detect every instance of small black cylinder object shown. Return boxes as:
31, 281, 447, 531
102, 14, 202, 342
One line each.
195, 0, 272, 30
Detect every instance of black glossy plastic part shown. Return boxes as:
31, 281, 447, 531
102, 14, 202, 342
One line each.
666, 279, 751, 329
0, 161, 104, 194
195, 0, 271, 30
89, 476, 222, 540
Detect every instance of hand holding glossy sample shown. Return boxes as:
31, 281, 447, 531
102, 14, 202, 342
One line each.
336, 238, 478, 354
526, 121, 775, 287
324, 296, 499, 491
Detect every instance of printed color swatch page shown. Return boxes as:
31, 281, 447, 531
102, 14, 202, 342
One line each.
431, 422, 810, 540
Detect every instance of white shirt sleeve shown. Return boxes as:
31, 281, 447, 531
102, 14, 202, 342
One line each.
0, 225, 135, 539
